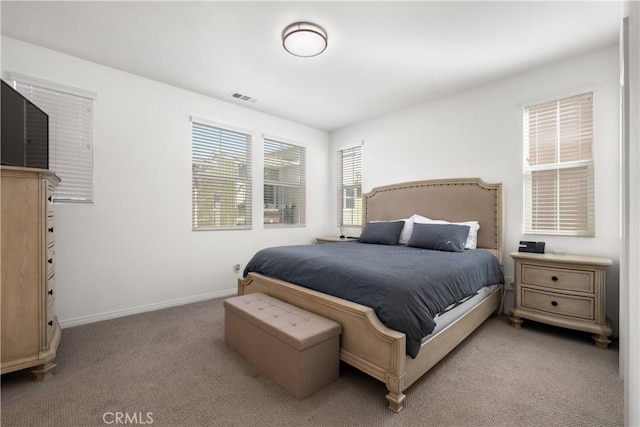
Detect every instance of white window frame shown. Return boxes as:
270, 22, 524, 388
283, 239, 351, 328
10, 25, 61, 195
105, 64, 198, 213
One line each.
5, 72, 96, 203
263, 135, 306, 228
191, 117, 253, 230
522, 89, 595, 237
337, 143, 363, 228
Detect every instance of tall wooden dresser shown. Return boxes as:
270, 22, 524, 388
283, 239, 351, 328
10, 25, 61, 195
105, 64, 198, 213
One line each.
1, 166, 61, 379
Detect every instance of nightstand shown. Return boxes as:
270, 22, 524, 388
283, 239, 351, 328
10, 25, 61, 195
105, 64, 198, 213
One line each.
509, 252, 613, 348
315, 236, 359, 244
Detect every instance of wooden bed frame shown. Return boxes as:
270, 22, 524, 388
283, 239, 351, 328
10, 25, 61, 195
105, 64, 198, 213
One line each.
238, 178, 503, 411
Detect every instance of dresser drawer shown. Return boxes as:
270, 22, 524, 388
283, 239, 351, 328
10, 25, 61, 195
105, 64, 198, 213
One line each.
521, 287, 594, 320
46, 272, 55, 303
46, 217, 55, 246
521, 264, 594, 293
45, 298, 56, 349
46, 183, 55, 215
46, 245, 55, 274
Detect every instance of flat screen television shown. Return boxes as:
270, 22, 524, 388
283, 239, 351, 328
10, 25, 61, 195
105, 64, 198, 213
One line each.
1, 79, 49, 169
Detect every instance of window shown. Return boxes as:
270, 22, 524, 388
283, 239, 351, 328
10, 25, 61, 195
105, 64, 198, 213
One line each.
192, 120, 252, 230
337, 145, 362, 227
523, 92, 594, 236
263, 138, 306, 226
8, 74, 95, 202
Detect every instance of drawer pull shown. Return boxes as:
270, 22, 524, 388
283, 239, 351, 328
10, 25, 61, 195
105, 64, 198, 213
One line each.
48, 320, 53, 327
551, 276, 558, 281
48, 258, 53, 264
48, 196, 52, 202
49, 227, 54, 233
551, 301, 558, 307
48, 289, 53, 296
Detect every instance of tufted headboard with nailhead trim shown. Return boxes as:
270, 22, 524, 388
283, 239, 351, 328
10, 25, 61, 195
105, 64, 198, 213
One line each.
363, 178, 503, 263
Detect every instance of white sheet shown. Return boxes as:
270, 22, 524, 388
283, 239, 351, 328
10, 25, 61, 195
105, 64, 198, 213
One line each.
422, 284, 500, 344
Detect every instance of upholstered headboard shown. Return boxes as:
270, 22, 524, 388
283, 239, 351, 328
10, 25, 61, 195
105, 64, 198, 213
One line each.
363, 178, 503, 262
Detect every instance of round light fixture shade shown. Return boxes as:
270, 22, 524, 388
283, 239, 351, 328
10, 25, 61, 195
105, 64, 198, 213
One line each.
282, 22, 327, 58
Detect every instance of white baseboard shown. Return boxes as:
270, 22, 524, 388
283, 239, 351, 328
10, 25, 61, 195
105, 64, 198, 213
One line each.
58, 288, 237, 329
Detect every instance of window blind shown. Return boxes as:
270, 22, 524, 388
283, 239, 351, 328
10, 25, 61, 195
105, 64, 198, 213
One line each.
337, 145, 362, 227
192, 121, 252, 230
263, 138, 306, 226
12, 79, 94, 202
524, 92, 594, 236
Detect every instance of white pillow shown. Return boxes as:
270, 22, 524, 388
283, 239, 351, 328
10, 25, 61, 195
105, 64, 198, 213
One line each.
398, 216, 414, 244
412, 214, 480, 249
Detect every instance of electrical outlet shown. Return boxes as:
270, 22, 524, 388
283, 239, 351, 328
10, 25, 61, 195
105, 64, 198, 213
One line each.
233, 264, 241, 273
504, 276, 514, 291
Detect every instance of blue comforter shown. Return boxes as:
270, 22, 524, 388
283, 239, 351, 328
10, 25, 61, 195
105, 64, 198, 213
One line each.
244, 242, 504, 358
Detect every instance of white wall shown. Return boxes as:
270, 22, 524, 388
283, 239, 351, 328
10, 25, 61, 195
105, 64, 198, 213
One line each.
0, 36, 624, 334
622, 1, 640, 425
330, 45, 621, 332
1, 36, 330, 327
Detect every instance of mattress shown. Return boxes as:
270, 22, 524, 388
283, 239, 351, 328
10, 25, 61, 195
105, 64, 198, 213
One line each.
423, 284, 500, 344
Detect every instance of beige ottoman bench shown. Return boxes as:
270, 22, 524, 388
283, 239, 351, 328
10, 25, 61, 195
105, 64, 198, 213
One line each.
224, 292, 341, 400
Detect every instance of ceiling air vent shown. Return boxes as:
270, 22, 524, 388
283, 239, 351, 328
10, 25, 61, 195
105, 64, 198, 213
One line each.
230, 92, 258, 103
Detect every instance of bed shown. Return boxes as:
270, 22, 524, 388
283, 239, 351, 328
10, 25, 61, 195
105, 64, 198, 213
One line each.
238, 178, 504, 411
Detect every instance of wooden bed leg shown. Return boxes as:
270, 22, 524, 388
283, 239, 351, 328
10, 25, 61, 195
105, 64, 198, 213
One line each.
385, 389, 406, 412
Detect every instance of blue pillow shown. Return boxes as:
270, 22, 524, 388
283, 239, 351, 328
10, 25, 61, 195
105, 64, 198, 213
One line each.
407, 223, 470, 252
359, 221, 405, 245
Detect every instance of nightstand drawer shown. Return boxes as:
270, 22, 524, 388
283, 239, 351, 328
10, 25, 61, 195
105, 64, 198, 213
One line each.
521, 288, 594, 320
522, 264, 594, 293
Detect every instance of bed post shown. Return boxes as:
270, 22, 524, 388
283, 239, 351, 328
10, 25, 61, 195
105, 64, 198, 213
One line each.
385, 375, 406, 412
384, 338, 407, 412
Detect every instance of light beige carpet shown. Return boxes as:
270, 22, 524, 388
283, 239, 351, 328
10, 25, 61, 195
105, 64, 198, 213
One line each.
0, 297, 623, 426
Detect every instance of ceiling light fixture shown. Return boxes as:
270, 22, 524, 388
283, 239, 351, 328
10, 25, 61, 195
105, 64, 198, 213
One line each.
282, 22, 327, 58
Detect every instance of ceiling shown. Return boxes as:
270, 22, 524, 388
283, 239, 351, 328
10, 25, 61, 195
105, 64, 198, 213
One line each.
0, 1, 623, 132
